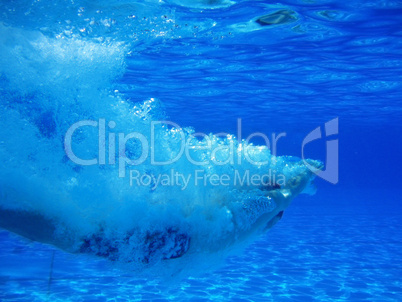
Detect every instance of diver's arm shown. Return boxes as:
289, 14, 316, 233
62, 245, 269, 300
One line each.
267, 163, 319, 211
245, 166, 318, 235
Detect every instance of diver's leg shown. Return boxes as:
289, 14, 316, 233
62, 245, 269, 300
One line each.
0, 207, 191, 262
0, 207, 71, 248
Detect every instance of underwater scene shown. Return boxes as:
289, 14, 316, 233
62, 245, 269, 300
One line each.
0, 0, 401, 301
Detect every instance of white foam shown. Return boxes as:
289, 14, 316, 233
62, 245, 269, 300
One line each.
0, 13, 320, 277
167, 0, 235, 9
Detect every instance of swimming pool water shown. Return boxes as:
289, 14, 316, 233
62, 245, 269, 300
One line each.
1, 0, 402, 301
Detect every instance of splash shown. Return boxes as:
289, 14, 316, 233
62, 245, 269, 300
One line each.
0, 1, 321, 278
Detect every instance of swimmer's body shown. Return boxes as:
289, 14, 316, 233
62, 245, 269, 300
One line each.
0, 160, 321, 262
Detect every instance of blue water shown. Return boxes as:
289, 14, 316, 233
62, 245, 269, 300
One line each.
1, 0, 402, 301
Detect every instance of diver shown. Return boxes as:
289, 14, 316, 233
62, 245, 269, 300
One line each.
0, 161, 320, 264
